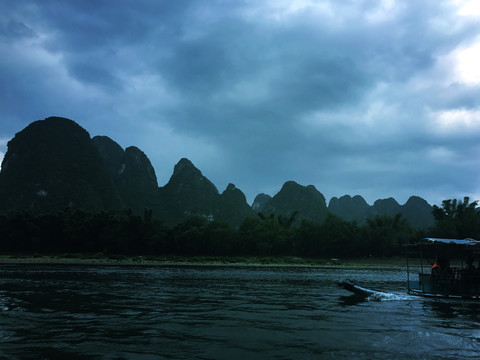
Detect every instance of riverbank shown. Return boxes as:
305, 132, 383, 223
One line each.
0, 254, 417, 269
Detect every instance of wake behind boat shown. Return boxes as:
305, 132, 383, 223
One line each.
337, 280, 414, 301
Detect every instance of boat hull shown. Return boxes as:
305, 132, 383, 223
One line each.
407, 288, 480, 300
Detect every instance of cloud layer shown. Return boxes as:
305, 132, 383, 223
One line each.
1, 0, 480, 205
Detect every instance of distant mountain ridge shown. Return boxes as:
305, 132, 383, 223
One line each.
0, 117, 435, 228
328, 195, 434, 229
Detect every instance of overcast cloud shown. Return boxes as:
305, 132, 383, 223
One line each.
1, 0, 480, 206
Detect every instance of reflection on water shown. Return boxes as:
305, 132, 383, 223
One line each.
424, 299, 480, 322
1, 265, 479, 359
338, 294, 369, 306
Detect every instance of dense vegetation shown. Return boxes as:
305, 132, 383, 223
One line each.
1, 197, 477, 258
432, 197, 480, 239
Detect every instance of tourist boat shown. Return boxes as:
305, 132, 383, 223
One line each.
338, 237, 480, 300
406, 237, 480, 300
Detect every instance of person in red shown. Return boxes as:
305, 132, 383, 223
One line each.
431, 259, 440, 275
431, 257, 452, 275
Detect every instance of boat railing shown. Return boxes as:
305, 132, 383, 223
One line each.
456, 271, 480, 295
405, 238, 480, 298
412, 269, 480, 297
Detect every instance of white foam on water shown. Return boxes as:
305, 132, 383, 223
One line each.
366, 291, 418, 302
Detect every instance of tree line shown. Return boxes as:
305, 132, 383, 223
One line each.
0, 197, 478, 258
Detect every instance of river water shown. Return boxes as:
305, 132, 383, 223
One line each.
1, 264, 479, 359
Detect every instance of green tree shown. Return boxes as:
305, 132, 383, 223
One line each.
204, 221, 236, 255
171, 216, 209, 255
432, 197, 480, 239
293, 219, 323, 256
293, 213, 360, 257
239, 212, 297, 255
360, 213, 413, 256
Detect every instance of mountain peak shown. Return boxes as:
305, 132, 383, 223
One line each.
174, 157, 195, 171
224, 183, 237, 192
328, 194, 372, 223
252, 193, 272, 212
92, 135, 124, 177
263, 181, 327, 223
405, 195, 429, 206
0, 116, 122, 212
163, 158, 218, 197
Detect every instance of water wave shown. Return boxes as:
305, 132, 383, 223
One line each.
2, 265, 478, 359
337, 280, 418, 301
366, 291, 418, 302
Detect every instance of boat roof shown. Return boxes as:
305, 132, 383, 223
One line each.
424, 237, 480, 246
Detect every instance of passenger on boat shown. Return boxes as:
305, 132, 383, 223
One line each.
461, 256, 478, 293
431, 257, 452, 275
431, 257, 454, 292
464, 256, 476, 274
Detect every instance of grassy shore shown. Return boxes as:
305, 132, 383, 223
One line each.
0, 253, 419, 269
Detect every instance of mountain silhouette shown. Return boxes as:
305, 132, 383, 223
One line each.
0, 117, 122, 212
0, 117, 435, 228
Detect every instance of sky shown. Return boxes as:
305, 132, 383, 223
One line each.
1, 0, 480, 207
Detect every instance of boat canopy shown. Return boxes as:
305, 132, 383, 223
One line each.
424, 237, 480, 246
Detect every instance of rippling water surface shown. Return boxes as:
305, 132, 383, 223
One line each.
1, 264, 480, 359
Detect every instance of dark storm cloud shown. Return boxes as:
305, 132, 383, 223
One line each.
0, 20, 36, 39
1, 0, 479, 204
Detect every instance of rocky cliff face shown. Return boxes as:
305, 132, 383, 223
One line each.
93, 137, 158, 211
119, 146, 158, 211
93, 137, 157, 185
217, 183, 256, 227
156, 158, 220, 224
0, 117, 122, 212
262, 181, 328, 223
122, 146, 158, 192
91, 136, 124, 180
252, 193, 272, 212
